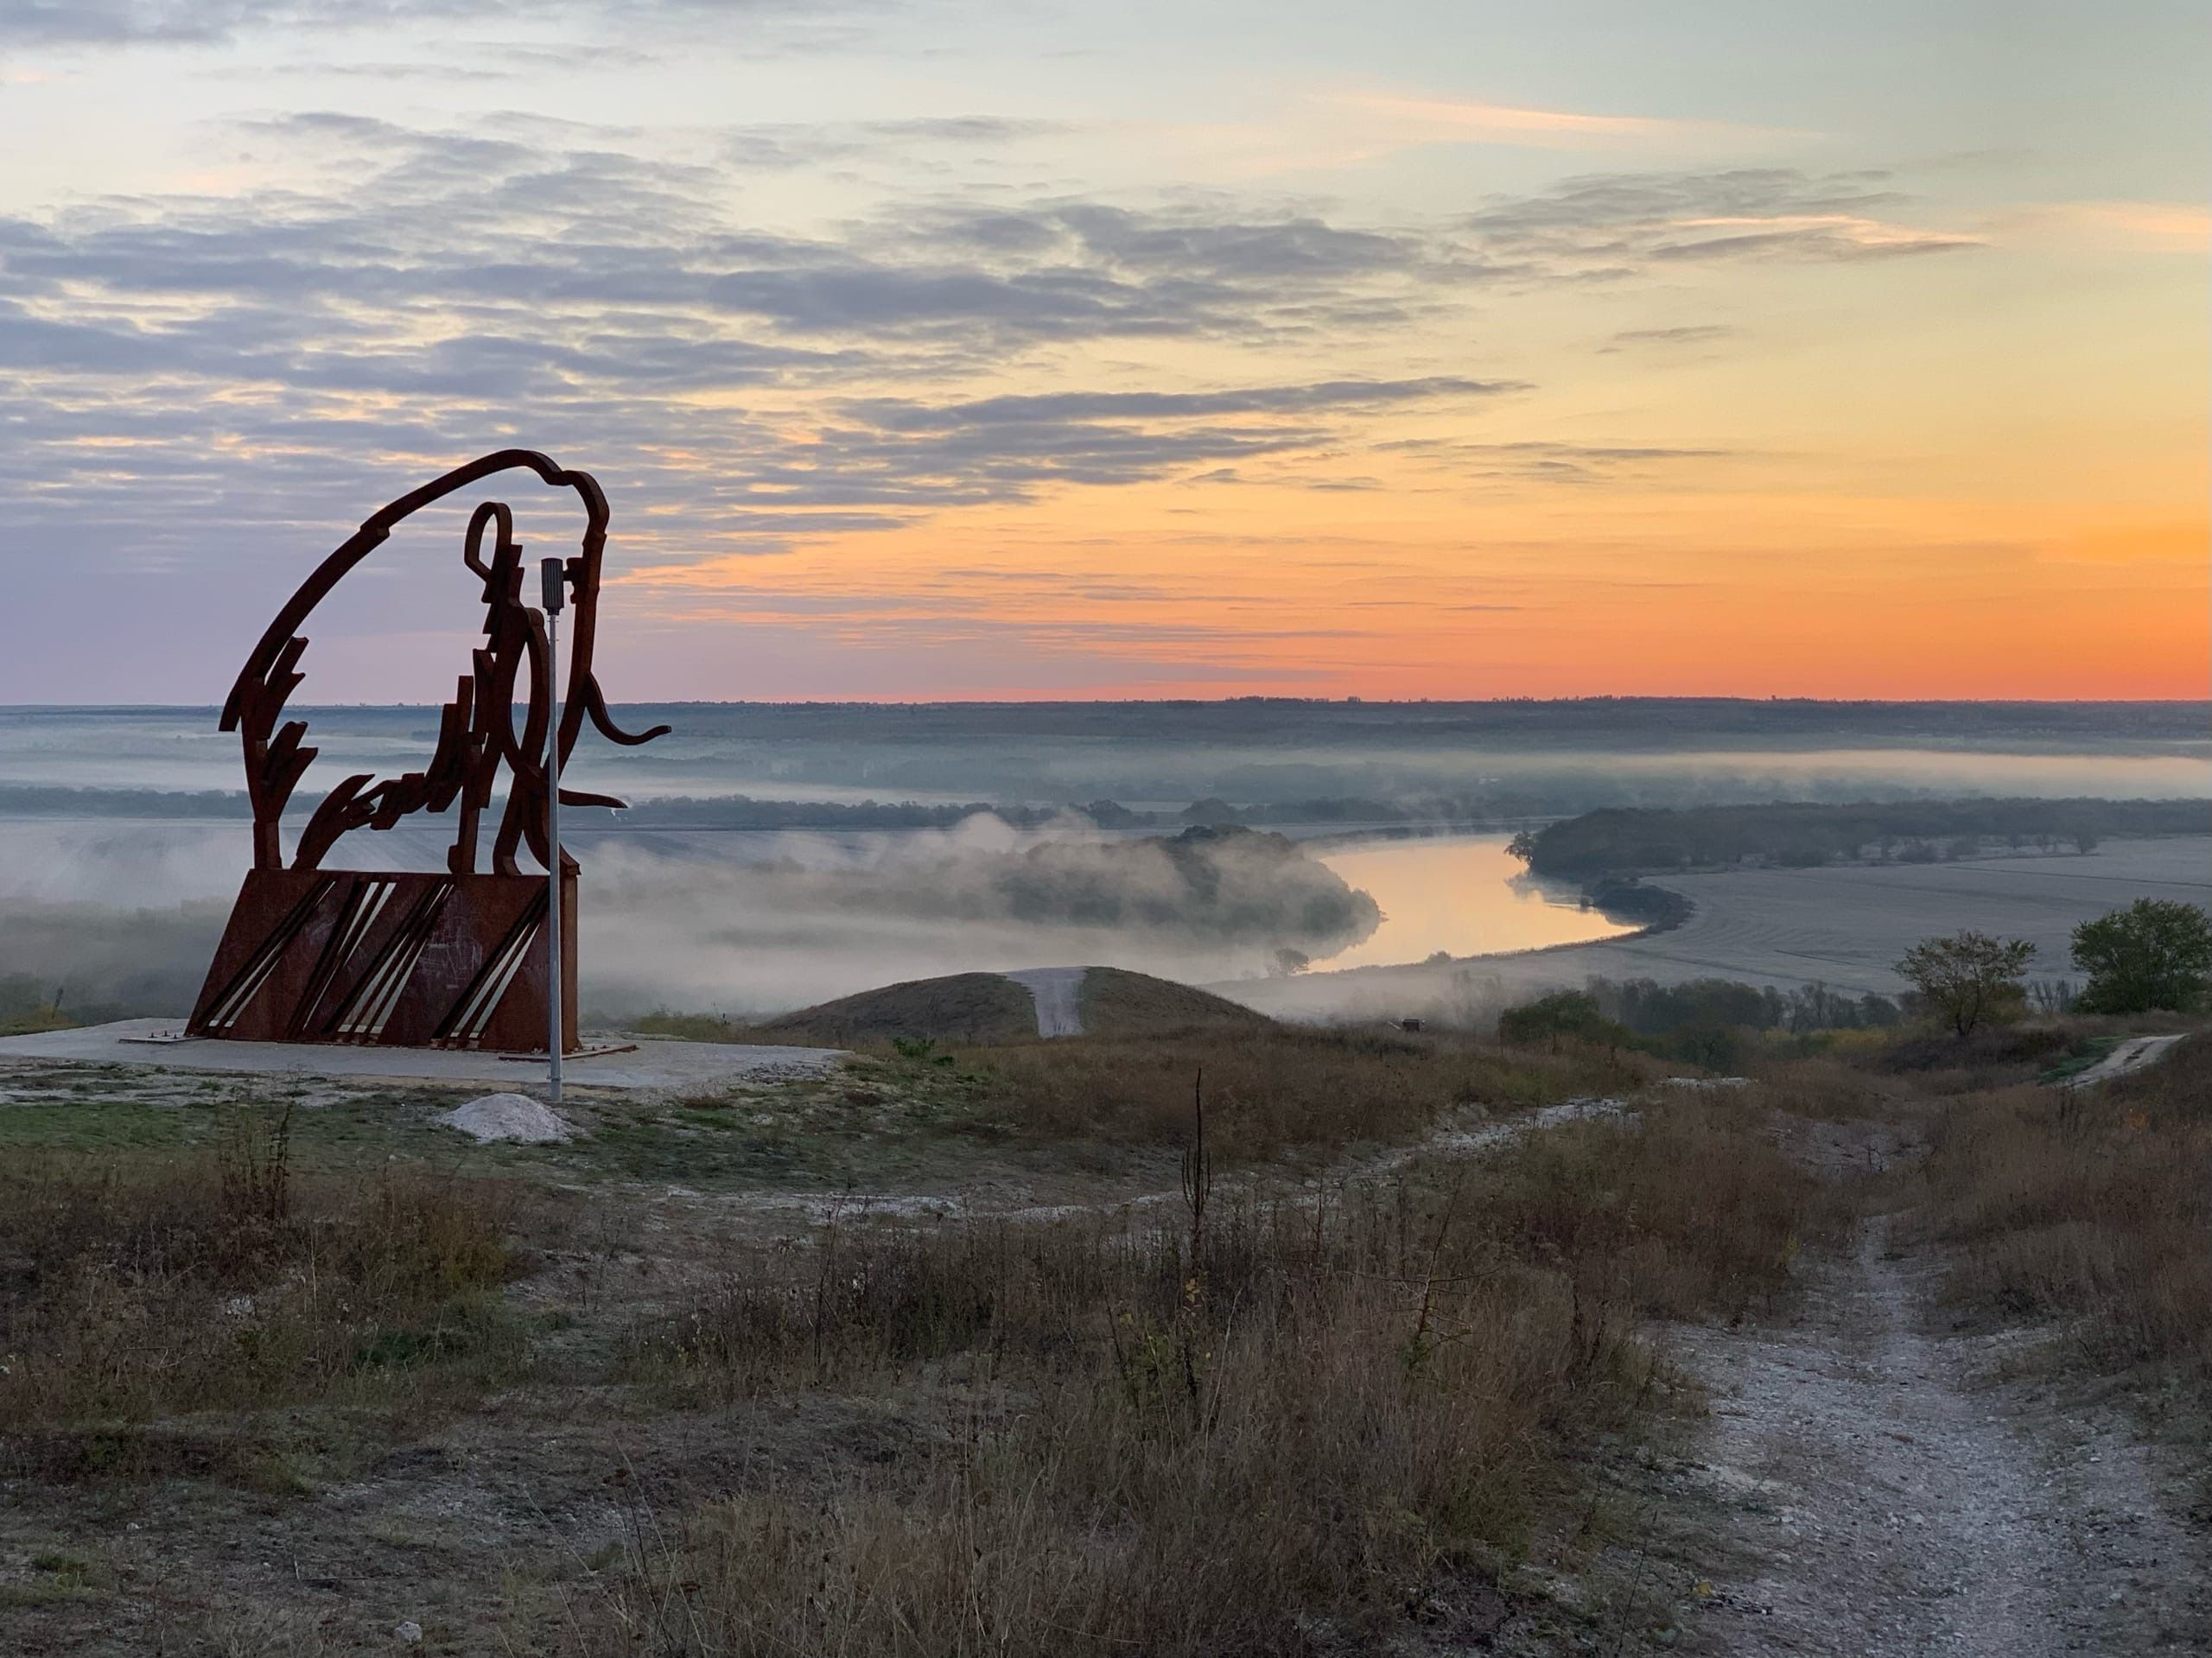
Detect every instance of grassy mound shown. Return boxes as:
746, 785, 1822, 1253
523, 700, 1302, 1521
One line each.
752, 966, 1274, 1048
1077, 966, 1274, 1037
754, 972, 1041, 1045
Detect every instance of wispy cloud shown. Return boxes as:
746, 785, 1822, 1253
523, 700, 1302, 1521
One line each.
1603, 323, 1741, 352
1465, 168, 1982, 265
0, 0, 862, 48
0, 113, 1548, 587
1323, 90, 1804, 149
1373, 437, 1741, 486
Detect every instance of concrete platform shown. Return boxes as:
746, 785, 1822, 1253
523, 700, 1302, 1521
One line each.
0, 1020, 845, 1093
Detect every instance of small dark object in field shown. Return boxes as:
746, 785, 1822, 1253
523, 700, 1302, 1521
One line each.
844, 1088, 887, 1108
1399, 1018, 1425, 1032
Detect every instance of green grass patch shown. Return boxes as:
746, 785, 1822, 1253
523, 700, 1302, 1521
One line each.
2035, 1035, 2123, 1084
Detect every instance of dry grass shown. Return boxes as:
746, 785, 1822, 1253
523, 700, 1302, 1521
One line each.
1872, 1013, 2192, 1096
755, 973, 1044, 1046
0, 1109, 530, 1432
1914, 1033, 2212, 1382
593, 1092, 1836, 1655
1456, 1098, 1850, 1323
1738, 1052, 1896, 1120
0, 1033, 1864, 1654
1076, 965, 1274, 1036
963, 1024, 1672, 1162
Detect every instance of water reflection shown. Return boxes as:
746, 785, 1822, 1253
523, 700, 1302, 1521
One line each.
1313, 834, 1635, 969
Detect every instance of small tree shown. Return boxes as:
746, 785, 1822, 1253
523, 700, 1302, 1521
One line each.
2071, 899, 2212, 1013
1497, 990, 1630, 1051
1895, 931, 2036, 1038
1505, 829, 1539, 863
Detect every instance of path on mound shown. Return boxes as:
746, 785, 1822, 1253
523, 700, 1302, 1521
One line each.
1001, 967, 1087, 1037
1675, 1206, 2210, 1656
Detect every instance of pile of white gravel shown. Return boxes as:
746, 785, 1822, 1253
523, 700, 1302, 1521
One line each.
433, 1093, 576, 1144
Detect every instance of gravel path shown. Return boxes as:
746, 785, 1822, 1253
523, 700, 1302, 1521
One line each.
1001, 967, 1087, 1037
2063, 1032, 2187, 1089
1673, 1215, 2210, 1655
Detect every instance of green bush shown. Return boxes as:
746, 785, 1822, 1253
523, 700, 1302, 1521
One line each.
2072, 899, 2212, 1014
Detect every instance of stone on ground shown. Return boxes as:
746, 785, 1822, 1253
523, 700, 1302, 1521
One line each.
434, 1093, 575, 1144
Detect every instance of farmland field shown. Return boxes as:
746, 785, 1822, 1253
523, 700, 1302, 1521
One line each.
1228, 834, 2212, 1020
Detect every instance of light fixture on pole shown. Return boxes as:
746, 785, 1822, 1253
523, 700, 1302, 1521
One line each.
540, 556, 566, 1104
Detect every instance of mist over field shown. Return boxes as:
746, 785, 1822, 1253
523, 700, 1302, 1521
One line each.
0, 812, 1380, 1020
1, 701, 2205, 1021
581, 823, 1376, 1014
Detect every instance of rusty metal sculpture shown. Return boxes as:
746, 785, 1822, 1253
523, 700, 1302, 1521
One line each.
186, 451, 669, 1051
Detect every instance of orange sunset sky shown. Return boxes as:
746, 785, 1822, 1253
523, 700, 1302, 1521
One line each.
0, 2, 2204, 702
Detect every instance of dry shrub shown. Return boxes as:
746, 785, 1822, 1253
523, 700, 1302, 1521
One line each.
1917, 1036, 2212, 1378
1740, 1053, 1889, 1119
1871, 1013, 2189, 1096
966, 1025, 1667, 1159
0, 1111, 524, 1429
1456, 1098, 1848, 1322
603, 1096, 1834, 1655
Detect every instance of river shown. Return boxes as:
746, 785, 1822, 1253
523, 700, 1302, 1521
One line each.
1310, 833, 1636, 969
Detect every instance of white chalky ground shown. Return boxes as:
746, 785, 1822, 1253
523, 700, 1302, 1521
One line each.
0, 1020, 843, 1092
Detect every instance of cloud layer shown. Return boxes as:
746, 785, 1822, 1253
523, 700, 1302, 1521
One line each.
0, 70, 2053, 701
0, 105, 1981, 581
0, 0, 844, 48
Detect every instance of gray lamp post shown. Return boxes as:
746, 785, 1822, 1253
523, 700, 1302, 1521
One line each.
541, 556, 566, 1103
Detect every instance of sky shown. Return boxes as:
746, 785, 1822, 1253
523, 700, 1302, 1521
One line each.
0, 0, 2204, 704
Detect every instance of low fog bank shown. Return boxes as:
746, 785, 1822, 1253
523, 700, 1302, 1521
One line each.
0, 817, 1378, 1022
0, 900, 228, 1021
582, 820, 1376, 1016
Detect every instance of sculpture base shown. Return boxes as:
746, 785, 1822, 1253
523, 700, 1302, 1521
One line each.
187, 867, 577, 1052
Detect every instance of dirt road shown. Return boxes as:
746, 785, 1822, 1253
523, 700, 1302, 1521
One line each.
1670, 1213, 2210, 1655
2063, 1032, 2187, 1089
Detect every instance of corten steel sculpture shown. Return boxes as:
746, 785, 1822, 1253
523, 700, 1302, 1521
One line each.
186, 450, 669, 1051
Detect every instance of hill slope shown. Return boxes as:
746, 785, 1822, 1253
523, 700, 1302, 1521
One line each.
1077, 966, 1274, 1038
754, 973, 1039, 1045
756, 966, 1274, 1045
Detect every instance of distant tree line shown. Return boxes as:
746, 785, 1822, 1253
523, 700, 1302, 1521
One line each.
1592, 975, 1903, 1037
0, 785, 250, 819
572, 795, 1072, 830
594, 696, 2212, 747
1497, 975, 1904, 1069
1580, 877, 1694, 931
1511, 797, 2208, 881
585, 793, 1534, 832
